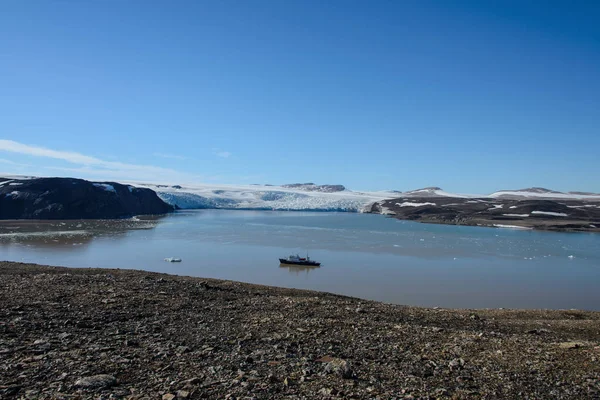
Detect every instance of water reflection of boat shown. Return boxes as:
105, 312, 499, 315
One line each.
279, 264, 321, 275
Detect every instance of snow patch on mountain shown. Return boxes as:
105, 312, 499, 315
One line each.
489, 190, 600, 200
93, 183, 116, 193
396, 202, 437, 207
401, 187, 476, 198
531, 211, 568, 217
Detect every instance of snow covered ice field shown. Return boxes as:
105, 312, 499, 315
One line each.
129, 182, 397, 212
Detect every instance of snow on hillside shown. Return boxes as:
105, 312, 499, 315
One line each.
401, 187, 478, 198
128, 182, 395, 212
400, 186, 600, 200
489, 190, 600, 200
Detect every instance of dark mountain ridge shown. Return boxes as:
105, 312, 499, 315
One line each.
0, 177, 173, 219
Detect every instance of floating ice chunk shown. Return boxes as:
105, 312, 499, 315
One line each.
568, 255, 575, 259
503, 214, 529, 217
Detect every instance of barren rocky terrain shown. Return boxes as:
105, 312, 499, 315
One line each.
1, 262, 599, 399
370, 196, 600, 233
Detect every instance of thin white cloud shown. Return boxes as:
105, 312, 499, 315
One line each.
213, 148, 232, 158
153, 152, 188, 160
0, 139, 202, 182
0, 158, 31, 167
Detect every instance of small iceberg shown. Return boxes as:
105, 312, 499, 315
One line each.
164, 257, 182, 263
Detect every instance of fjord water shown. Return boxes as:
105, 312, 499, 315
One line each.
1, 210, 599, 310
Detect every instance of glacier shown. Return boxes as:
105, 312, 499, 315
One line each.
128, 182, 395, 212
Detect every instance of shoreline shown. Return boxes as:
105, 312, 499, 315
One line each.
1, 262, 599, 399
1, 206, 599, 234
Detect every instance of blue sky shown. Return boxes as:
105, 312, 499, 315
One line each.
0, 1, 599, 193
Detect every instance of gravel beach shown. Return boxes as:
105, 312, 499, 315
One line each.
1, 262, 599, 399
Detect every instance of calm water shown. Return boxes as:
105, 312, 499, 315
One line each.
1, 210, 599, 310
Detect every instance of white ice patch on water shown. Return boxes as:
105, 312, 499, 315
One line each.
93, 183, 116, 193
396, 202, 437, 207
503, 214, 529, 217
5, 191, 20, 198
531, 211, 568, 217
8, 182, 22, 186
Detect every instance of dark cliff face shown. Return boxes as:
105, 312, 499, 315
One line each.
0, 177, 174, 219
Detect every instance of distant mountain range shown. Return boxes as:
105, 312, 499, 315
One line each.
1, 175, 599, 232
399, 186, 600, 200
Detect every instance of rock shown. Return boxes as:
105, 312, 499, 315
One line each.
319, 387, 337, 396
162, 394, 176, 400
324, 358, 354, 379
449, 358, 465, 370
527, 328, 550, 335
176, 346, 190, 354
559, 341, 588, 349
74, 374, 117, 389
176, 390, 190, 398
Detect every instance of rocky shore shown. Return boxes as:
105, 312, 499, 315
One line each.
1, 262, 599, 399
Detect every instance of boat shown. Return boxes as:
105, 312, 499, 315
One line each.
279, 254, 321, 266
164, 257, 182, 262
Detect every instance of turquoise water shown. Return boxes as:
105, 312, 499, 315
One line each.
1, 210, 599, 310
